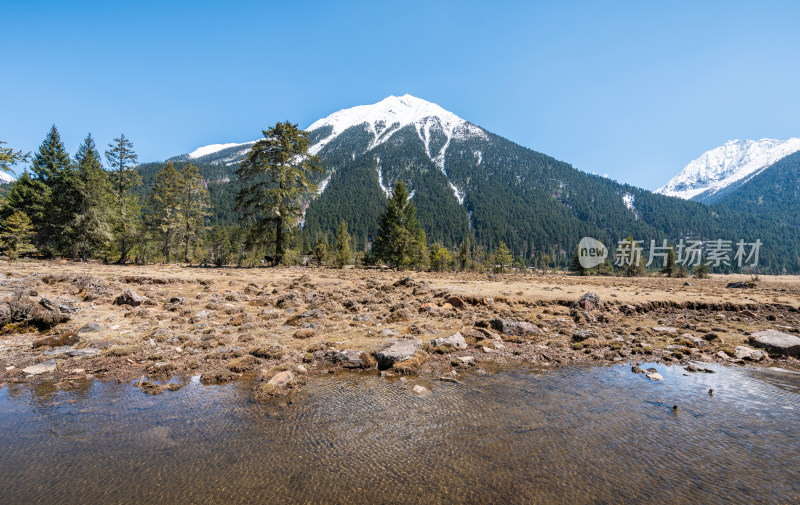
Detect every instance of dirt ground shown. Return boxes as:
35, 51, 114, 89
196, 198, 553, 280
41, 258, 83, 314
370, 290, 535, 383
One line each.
1, 261, 798, 395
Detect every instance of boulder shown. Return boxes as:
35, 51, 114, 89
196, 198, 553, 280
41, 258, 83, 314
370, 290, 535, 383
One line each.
191, 310, 211, 323
646, 371, 664, 381
376, 338, 421, 369
572, 329, 597, 342
734, 345, 765, 361
749, 330, 800, 357
576, 293, 600, 311
114, 288, 143, 307
412, 384, 430, 396
652, 326, 678, 334
325, 350, 376, 369
429, 332, 467, 350
445, 296, 466, 309
32, 331, 80, 349
23, 359, 57, 375
77, 322, 102, 334
489, 318, 542, 337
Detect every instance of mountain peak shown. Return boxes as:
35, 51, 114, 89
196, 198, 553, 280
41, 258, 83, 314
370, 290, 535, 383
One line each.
306, 94, 486, 156
657, 137, 800, 201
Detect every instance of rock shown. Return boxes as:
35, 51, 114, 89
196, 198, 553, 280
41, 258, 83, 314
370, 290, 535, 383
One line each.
645, 371, 664, 381
572, 329, 597, 342
631, 365, 644, 374
726, 281, 756, 289
114, 288, 143, 307
438, 376, 462, 384
267, 370, 295, 387
296, 364, 308, 374
652, 326, 678, 334
376, 338, 421, 369
429, 332, 467, 350
23, 359, 57, 375
680, 333, 708, 348
739, 310, 758, 318
481, 297, 495, 306
285, 309, 326, 326
43, 346, 73, 356
191, 310, 211, 323
393, 277, 416, 287
457, 356, 475, 365
412, 384, 430, 396
353, 314, 371, 322
734, 345, 765, 361
489, 318, 542, 337
482, 346, 495, 353
77, 322, 102, 334
445, 296, 466, 309
325, 349, 376, 369
717, 351, 730, 360
200, 370, 237, 385
749, 330, 800, 357
386, 309, 410, 323
576, 292, 600, 311
32, 331, 80, 349
71, 368, 85, 374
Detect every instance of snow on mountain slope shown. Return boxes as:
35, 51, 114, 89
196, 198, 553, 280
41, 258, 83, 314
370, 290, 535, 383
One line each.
187, 142, 254, 160
657, 138, 800, 201
306, 94, 486, 157
0, 171, 15, 184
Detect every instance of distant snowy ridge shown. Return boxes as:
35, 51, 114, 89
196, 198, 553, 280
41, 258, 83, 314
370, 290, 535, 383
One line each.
0, 171, 15, 184
187, 141, 255, 160
657, 138, 800, 202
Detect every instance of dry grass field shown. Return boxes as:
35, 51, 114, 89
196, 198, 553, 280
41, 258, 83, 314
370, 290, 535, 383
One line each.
1, 261, 798, 395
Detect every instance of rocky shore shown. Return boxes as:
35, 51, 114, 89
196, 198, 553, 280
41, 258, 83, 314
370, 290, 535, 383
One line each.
1, 261, 798, 398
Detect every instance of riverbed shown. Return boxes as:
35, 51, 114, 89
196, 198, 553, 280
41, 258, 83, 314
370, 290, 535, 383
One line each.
1, 363, 798, 504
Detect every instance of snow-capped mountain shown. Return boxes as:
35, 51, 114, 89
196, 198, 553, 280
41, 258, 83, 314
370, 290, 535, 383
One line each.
657, 138, 800, 203
165, 94, 793, 269
0, 171, 15, 184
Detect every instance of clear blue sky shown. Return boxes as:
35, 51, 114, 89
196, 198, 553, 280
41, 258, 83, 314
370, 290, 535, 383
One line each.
3, 0, 799, 190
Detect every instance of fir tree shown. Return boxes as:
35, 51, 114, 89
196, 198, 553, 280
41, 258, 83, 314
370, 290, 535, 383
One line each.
457, 236, 472, 271
373, 180, 427, 269
0, 210, 36, 259
694, 262, 710, 279
105, 134, 141, 263
177, 163, 210, 263
334, 220, 352, 268
662, 246, 677, 276
570, 246, 588, 275
492, 241, 513, 273
235, 122, 321, 265
71, 134, 113, 261
148, 162, 184, 261
429, 242, 453, 271
6, 126, 73, 255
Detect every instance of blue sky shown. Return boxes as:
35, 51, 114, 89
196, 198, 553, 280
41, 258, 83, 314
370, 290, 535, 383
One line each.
2, 0, 799, 190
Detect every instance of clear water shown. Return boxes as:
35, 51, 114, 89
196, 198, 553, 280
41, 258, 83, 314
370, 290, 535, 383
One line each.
1, 363, 798, 504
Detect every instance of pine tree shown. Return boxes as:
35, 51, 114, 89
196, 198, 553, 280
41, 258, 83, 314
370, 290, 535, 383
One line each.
0, 210, 36, 259
148, 162, 184, 262
71, 134, 113, 261
235, 122, 321, 265
457, 236, 472, 271
334, 220, 352, 268
177, 163, 210, 263
570, 246, 587, 275
694, 262, 710, 279
429, 242, 453, 271
0, 141, 29, 173
105, 134, 141, 263
662, 246, 677, 276
492, 241, 513, 273
373, 180, 427, 269
5, 126, 73, 255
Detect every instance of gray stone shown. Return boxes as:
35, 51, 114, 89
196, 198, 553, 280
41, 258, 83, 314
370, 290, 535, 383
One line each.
66, 348, 100, 357
23, 359, 57, 375
376, 338, 421, 369
354, 314, 371, 322
43, 346, 73, 356
326, 349, 371, 369
267, 370, 294, 387
646, 371, 664, 381
412, 384, 430, 396
114, 288, 143, 307
457, 356, 475, 365
680, 333, 708, 348
734, 345, 765, 361
191, 310, 211, 323
430, 332, 467, 350
750, 330, 800, 357
489, 318, 542, 337
77, 322, 102, 334
572, 329, 597, 342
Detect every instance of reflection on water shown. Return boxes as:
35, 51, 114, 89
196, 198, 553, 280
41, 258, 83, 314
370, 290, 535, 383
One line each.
1, 363, 799, 505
